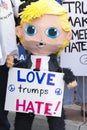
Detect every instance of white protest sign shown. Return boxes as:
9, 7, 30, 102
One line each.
5, 68, 64, 117
61, 0, 87, 76
0, 45, 2, 59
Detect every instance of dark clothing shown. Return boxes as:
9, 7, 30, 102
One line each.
14, 53, 76, 130
15, 109, 65, 130
0, 65, 10, 130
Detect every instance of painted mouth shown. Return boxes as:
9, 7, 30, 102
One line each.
37, 43, 46, 48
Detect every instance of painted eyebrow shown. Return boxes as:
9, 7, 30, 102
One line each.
51, 24, 57, 28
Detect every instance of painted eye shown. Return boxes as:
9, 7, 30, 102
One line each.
46, 27, 59, 39
25, 25, 37, 36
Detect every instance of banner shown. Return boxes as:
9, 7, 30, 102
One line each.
61, 0, 87, 76
5, 68, 64, 117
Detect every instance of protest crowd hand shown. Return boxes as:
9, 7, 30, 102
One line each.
6, 55, 14, 68
67, 80, 77, 89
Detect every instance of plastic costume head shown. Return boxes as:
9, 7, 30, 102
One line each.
15, 0, 77, 89
16, 0, 72, 56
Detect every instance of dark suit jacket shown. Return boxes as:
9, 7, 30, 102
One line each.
14, 53, 76, 84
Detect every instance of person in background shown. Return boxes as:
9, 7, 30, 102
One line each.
0, 0, 21, 130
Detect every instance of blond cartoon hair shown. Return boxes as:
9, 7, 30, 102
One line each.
19, 0, 72, 55
20, 0, 71, 31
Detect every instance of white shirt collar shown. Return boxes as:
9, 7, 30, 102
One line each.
31, 55, 50, 71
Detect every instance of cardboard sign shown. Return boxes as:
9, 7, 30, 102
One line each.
61, 0, 87, 76
5, 67, 64, 117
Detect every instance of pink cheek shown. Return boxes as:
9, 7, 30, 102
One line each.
22, 35, 28, 42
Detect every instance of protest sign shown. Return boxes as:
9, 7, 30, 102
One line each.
61, 0, 87, 76
5, 68, 64, 117
0, 45, 2, 60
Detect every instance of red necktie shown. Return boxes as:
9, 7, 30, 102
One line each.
35, 58, 41, 70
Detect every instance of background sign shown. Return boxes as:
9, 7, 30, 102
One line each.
5, 68, 64, 117
0, 45, 2, 59
61, 0, 87, 76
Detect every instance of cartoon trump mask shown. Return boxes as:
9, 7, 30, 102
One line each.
7, 0, 77, 88
16, 0, 72, 56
